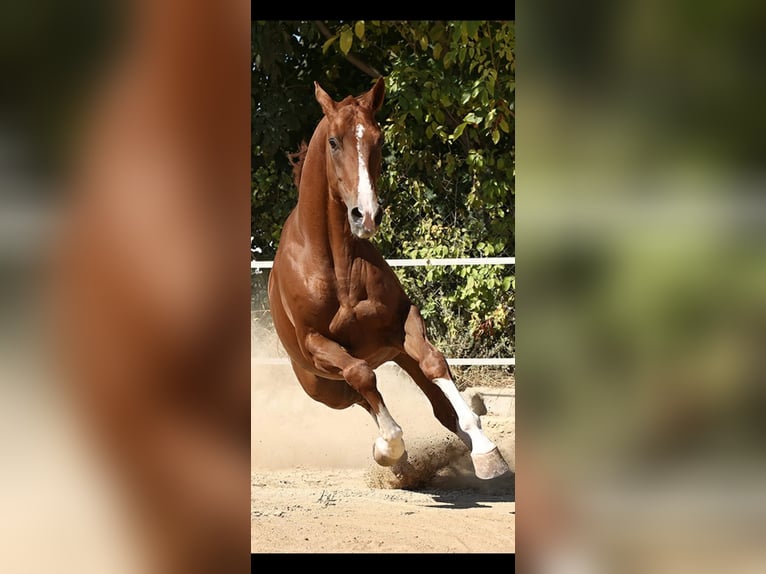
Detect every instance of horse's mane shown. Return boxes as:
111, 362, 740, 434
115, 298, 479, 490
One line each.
287, 140, 309, 189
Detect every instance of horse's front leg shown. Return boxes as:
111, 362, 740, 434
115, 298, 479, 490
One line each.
304, 332, 407, 467
402, 305, 510, 479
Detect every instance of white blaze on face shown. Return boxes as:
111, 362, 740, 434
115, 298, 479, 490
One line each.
355, 123, 376, 224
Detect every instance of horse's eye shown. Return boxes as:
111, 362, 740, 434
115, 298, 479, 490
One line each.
328, 137, 339, 151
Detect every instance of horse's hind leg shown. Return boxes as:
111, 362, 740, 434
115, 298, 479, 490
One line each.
401, 305, 510, 479
300, 333, 407, 467
393, 353, 460, 434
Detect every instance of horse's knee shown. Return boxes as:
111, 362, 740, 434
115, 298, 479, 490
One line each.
421, 349, 450, 381
342, 360, 376, 393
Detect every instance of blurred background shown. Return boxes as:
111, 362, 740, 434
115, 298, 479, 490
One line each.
1, 1, 249, 573
1, 2, 130, 572
518, 1, 766, 572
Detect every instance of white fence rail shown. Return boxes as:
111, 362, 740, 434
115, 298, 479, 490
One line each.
251, 256, 515, 367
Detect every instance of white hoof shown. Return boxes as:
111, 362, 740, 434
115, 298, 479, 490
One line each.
472, 447, 510, 479
373, 436, 406, 467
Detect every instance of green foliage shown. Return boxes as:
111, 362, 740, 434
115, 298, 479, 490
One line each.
252, 21, 515, 361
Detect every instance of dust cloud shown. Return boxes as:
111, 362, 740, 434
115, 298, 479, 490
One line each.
251, 328, 453, 470
251, 327, 514, 492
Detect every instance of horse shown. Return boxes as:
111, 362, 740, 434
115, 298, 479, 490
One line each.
267, 77, 509, 480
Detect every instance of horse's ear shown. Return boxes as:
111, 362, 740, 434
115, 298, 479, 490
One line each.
360, 76, 385, 112
314, 82, 337, 117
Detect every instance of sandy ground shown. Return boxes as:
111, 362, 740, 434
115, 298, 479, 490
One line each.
251, 358, 515, 554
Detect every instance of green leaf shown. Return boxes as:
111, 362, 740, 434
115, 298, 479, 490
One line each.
322, 34, 338, 54
354, 21, 365, 39
464, 112, 480, 124
451, 122, 467, 140
466, 21, 481, 39
340, 28, 353, 55
429, 22, 444, 41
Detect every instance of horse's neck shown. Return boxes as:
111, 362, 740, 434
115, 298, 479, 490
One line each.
295, 126, 356, 273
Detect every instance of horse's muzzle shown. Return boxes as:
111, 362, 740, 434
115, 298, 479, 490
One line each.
349, 205, 384, 239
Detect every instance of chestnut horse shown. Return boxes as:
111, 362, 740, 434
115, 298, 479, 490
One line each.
268, 78, 509, 479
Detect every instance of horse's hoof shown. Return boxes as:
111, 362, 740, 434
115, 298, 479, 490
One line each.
472, 447, 510, 479
373, 437, 406, 467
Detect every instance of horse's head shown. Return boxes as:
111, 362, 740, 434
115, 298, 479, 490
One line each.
315, 77, 385, 240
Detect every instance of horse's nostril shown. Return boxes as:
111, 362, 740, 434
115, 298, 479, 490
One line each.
350, 207, 363, 221
374, 207, 384, 226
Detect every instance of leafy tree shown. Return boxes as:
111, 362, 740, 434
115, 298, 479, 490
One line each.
252, 21, 515, 364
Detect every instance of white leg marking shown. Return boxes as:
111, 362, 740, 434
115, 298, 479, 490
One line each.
434, 377, 496, 454
372, 403, 405, 461
355, 123, 376, 223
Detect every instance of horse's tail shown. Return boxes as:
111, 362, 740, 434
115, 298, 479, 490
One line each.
287, 140, 308, 189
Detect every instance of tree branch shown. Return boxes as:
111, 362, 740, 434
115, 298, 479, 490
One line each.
314, 21, 382, 79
